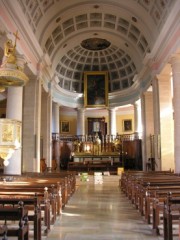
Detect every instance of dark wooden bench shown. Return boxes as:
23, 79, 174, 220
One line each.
0, 196, 41, 240
0, 188, 51, 236
120, 171, 180, 239
0, 201, 29, 240
0, 172, 76, 239
163, 193, 180, 240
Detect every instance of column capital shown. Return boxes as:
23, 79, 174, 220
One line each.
108, 107, 117, 112
133, 100, 140, 108
76, 107, 85, 113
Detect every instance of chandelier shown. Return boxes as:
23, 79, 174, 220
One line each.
0, 119, 21, 166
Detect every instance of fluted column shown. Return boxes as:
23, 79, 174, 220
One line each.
4, 87, 23, 174
52, 102, 60, 169
171, 54, 180, 173
152, 77, 161, 170
108, 108, 116, 136
77, 108, 85, 136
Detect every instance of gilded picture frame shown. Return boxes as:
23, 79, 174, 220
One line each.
123, 119, 132, 132
84, 71, 109, 108
61, 121, 70, 133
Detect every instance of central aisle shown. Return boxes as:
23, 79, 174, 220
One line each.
46, 176, 163, 240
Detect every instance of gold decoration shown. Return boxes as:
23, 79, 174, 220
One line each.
2, 123, 14, 142
0, 30, 29, 89
0, 87, 5, 92
4, 30, 19, 64
0, 119, 21, 165
0, 68, 29, 87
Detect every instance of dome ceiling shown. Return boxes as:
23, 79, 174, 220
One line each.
16, 0, 176, 99
55, 43, 137, 93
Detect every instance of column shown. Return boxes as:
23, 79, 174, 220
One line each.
41, 89, 52, 171
4, 87, 23, 174
133, 100, 142, 135
134, 102, 138, 133
108, 108, 116, 136
52, 102, 60, 169
140, 93, 147, 171
158, 70, 174, 171
171, 54, 180, 173
152, 77, 161, 170
22, 75, 42, 172
77, 108, 85, 136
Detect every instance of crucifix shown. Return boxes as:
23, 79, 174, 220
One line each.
13, 30, 20, 47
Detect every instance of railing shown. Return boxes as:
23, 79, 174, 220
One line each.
52, 132, 141, 142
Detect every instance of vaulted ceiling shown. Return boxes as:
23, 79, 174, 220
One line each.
0, 0, 179, 108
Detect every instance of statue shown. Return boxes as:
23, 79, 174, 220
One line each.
4, 39, 16, 63
73, 139, 82, 153
113, 138, 121, 152
94, 134, 101, 154
3, 30, 20, 65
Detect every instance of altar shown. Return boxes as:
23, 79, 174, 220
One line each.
59, 133, 142, 171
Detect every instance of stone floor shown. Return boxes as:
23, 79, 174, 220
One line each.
46, 175, 171, 240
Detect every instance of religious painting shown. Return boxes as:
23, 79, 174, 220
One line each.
93, 121, 100, 132
61, 121, 70, 133
84, 71, 108, 108
123, 119, 132, 132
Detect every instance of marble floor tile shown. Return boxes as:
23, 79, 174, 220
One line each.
46, 177, 170, 240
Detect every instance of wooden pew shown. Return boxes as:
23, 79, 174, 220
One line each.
0, 171, 76, 239
145, 187, 180, 225
0, 183, 59, 227
0, 201, 29, 240
0, 196, 41, 240
120, 172, 180, 216
0, 172, 76, 224
163, 193, 180, 240
120, 171, 180, 239
0, 188, 51, 236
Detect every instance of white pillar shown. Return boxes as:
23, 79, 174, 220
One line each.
108, 108, 116, 136
4, 87, 23, 174
171, 54, 180, 173
52, 102, 60, 133
41, 90, 52, 170
152, 77, 161, 170
134, 102, 138, 133
52, 102, 60, 169
77, 108, 85, 135
141, 93, 147, 171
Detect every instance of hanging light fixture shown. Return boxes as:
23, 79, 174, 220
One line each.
0, 119, 21, 166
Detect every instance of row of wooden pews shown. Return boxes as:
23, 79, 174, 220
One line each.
120, 170, 180, 240
0, 171, 76, 240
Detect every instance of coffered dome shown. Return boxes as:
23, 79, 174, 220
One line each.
55, 43, 137, 93
6, 0, 178, 107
